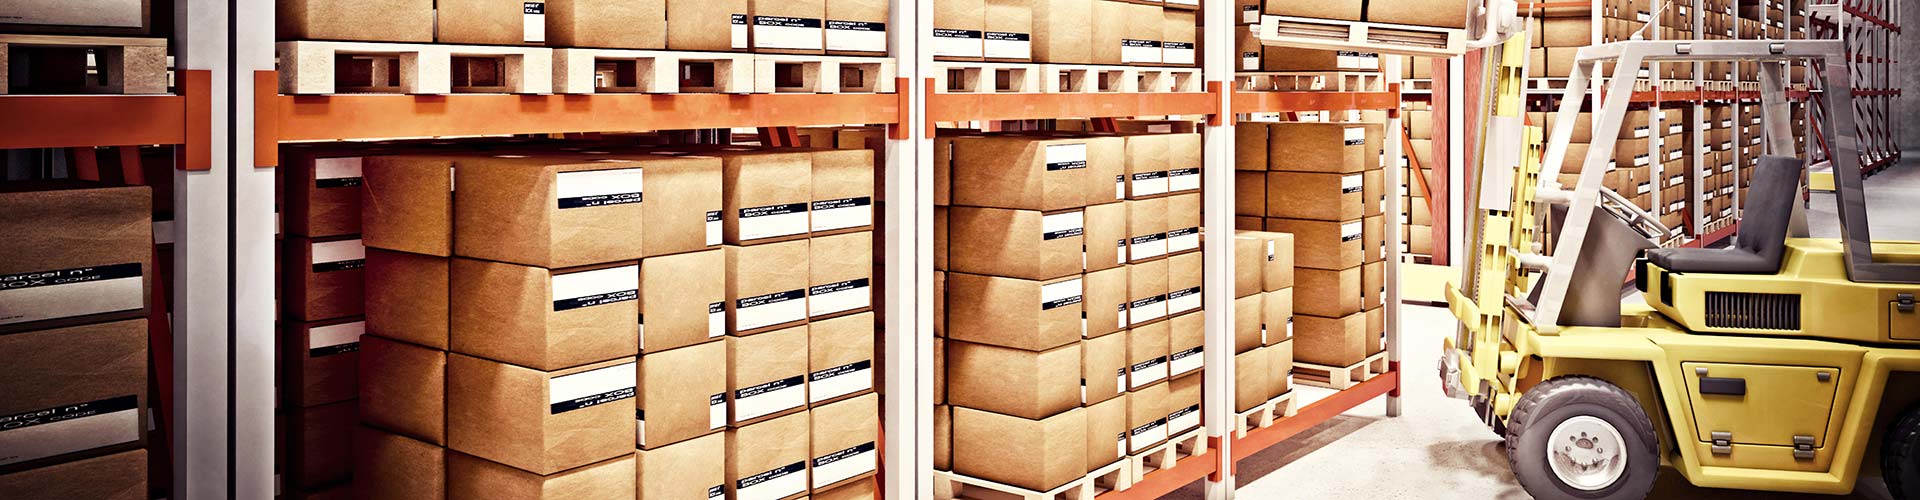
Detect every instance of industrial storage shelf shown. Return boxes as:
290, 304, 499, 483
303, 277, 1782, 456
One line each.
1094, 449, 1220, 500
1231, 367, 1400, 463
1231, 86, 1402, 113
923, 86, 1220, 123
0, 70, 212, 170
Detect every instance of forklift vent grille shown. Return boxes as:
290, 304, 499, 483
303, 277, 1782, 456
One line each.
1704, 292, 1801, 331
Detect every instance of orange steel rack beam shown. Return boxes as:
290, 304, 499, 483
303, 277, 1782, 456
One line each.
1231, 367, 1402, 465
1095, 445, 1220, 500
0, 69, 212, 170
1232, 86, 1403, 113
925, 89, 1217, 125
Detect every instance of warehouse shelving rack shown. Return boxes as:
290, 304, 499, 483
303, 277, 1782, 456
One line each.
1806, 0, 1900, 178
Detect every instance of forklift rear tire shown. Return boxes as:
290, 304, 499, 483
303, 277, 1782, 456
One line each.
1505, 376, 1659, 500
1881, 404, 1920, 499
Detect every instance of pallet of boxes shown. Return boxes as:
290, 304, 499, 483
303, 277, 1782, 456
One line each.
353, 143, 879, 500
1400, 102, 1436, 261
1230, 230, 1296, 437
1236, 121, 1389, 390
933, 128, 1209, 499
0, 0, 168, 95
930, 0, 1199, 94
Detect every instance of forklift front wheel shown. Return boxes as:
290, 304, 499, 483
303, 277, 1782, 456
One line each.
1505, 376, 1659, 500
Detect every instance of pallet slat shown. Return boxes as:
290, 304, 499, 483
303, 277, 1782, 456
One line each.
277, 41, 553, 95
1292, 352, 1389, 390
0, 34, 168, 95
552, 48, 752, 94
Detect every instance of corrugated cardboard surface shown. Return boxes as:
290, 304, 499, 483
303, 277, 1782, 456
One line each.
282, 400, 357, 489
0, 448, 145, 500
826, 0, 889, 55
364, 249, 449, 350
946, 273, 1082, 351
1125, 380, 1168, 449
1168, 372, 1202, 430
1233, 234, 1262, 298
933, 337, 946, 403
1294, 312, 1368, 366
809, 312, 876, 403
983, 0, 1032, 61
639, 249, 724, 353
435, 0, 542, 45
808, 232, 873, 318
1363, 261, 1384, 310
282, 150, 363, 237
450, 259, 639, 370
1166, 194, 1201, 252
282, 318, 361, 408
750, 0, 826, 54
932, 405, 952, 471
0, 183, 151, 330
1126, 198, 1168, 263
1294, 267, 1359, 317
0, 318, 146, 467
725, 240, 810, 335
1168, 311, 1202, 366
815, 475, 877, 500
948, 207, 1081, 281
359, 335, 446, 445
1081, 331, 1128, 405
1267, 338, 1293, 397
283, 236, 365, 321
1363, 169, 1384, 217
1083, 266, 1129, 340
1029, 0, 1091, 63
363, 155, 456, 257
453, 156, 647, 268
637, 432, 724, 500
1265, 0, 1360, 20
947, 340, 1080, 420
1089, 0, 1125, 64
1235, 171, 1266, 217
807, 149, 875, 235
1265, 171, 1363, 221
353, 425, 446, 500
278, 0, 432, 42
933, 207, 949, 270
1123, 2, 1162, 64
1127, 259, 1169, 323
546, 0, 666, 49
953, 406, 1086, 491
447, 451, 635, 499
1082, 136, 1126, 205
638, 340, 726, 449
1168, 251, 1202, 311
950, 136, 1090, 211
1367, 0, 1470, 27
1262, 288, 1293, 345
1234, 348, 1270, 412
1083, 202, 1127, 273
727, 325, 809, 425
666, 0, 747, 51
447, 354, 635, 475
1265, 218, 1359, 271
713, 150, 812, 245
1234, 294, 1262, 353
1254, 231, 1295, 290
809, 393, 879, 490
1233, 123, 1269, 171
1367, 306, 1385, 354
1121, 134, 1169, 199
629, 154, 722, 258
725, 411, 811, 500
1263, 123, 1370, 173
1125, 321, 1169, 387
1364, 214, 1385, 263
1084, 393, 1128, 470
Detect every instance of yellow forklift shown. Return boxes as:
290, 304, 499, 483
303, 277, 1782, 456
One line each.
1441, 16, 1920, 500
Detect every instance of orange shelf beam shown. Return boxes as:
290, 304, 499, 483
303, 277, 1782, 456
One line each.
268, 92, 901, 145
1231, 88, 1401, 114
1683, 221, 1739, 249
926, 91, 1216, 123
0, 95, 186, 149
1231, 369, 1400, 464
1095, 446, 1218, 500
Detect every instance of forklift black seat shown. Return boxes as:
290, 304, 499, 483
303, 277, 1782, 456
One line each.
1644, 155, 1803, 274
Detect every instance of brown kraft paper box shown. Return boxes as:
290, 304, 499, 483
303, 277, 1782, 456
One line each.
750, 0, 826, 54
1233, 233, 1264, 298
1166, 133, 1201, 194
281, 150, 366, 237
1252, 231, 1295, 290
436, 0, 547, 45
1234, 294, 1262, 353
1083, 266, 1130, 339
281, 400, 357, 489
1166, 193, 1202, 255
946, 272, 1083, 351
1167, 373, 1202, 436
1267, 0, 1361, 20
1126, 198, 1169, 263
712, 150, 813, 245
1294, 266, 1360, 317
666, 0, 748, 51
949, 136, 1095, 211
932, 0, 985, 60
826, 0, 889, 55
1082, 330, 1129, 405
447, 355, 636, 475
639, 249, 725, 353
1121, 2, 1163, 65
1234, 347, 1270, 412
452, 155, 647, 268
1084, 202, 1128, 273
1167, 311, 1203, 379
0, 183, 150, 330
1267, 338, 1294, 398
1167, 251, 1202, 318
0, 319, 147, 468
1084, 394, 1128, 471
282, 236, 365, 322
947, 340, 1080, 419
728, 325, 810, 425
933, 405, 952, 471
358, 335, 446, 444
445, 452, 635, 499
1234, 122, 1272, 171
354, 425, 446, 500
1363, 168, 1384, 217
809, 394, 879, 490
637, 341, 728, 449
1126, 320, 1170, 390
630, 152, 724, 257
1082, 135, 1128, 206
1295, 312, 1368, 367
983, 0, 1033, 61
361, 155, 456, 257
0, 448, 145, 499
807, 149, 875, 236
1266, 218, 1362, 271
947, 207, 1084, 281
1089, 0, 1125, 65
1263, 288, 1294, 345
1030, 0, 1092, 63
281, 318, 363, 408
1161, 9, 1197, 67
816, 476, 877, 500
726, 411, 812, 500
636, 432, 725, 500
1368, 307, 1385, 355
450, 259, 639, 370
727, 240, 811, 335
1367, 0, 1472, 28
809, 232, 874, 319
1364, 214, 1385, 263
545, 0, 665, 49
1125, 381, 1169, 453
363, 249, 448, 350
1127, 260, 1170, 327
1363, 261, 1385, 310
1262, 123, 1373, 173
1266, 171, 1364, 221
809, 312, 876, 405
278, 0, 433, 42
953, 406, 1087, 492
1121, 133, 1170, 199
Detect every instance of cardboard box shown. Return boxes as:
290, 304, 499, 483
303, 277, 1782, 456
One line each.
1166, 193, 1201, 255
946, 340, 1080, 419
1262, 47, 1378, 71
446, 451, 634, 499
1090, 0, 1126, 65
809, 312, 876, 405
1161, 9, 1197, 66
951, 136, 1115, 211
748, 0, 825, 53
354, 426, 446, 500
1125, 320, 1170, 390
1084, 267, 1130, 340
1121, 2, 1163, 65
1167, 251, 1202, 318
1127, 260, 1169, 327
447, 355, 636, 474
636, 340, 727, 449
0, 319, 147, 468
1266, 218, 1361, 271
809, 232, 873, 319
1264, 123, 1374, 173
725, 411, 811, 500
1233, 234, 1263, 298
933, 405, 952, 471
361, 155, 455, 256
1234, 122, 1271, 170
636, 432, 725, 500
1262, 288, 1294, 345
1085, 202, 1128, 273
1364, 168, 1384, 217
1267, 0, 1360, 20
1234, 26, 1262, 71
436, 0, 547, 45
545, 0, 665, 48
1167, 311, 1203, 379
947, 207, 1084, 281
628, 153, 724, 257
1368, 307, 1386, 354
1031, 0, 1093, 63
359, 335, 446, 445
454, 156, 658, 267
707, 150, 816, 245
1126, 198, 1169, 262
952, 407, 1087, 492
666, 0, 748, 51
934, 337, 946, 403
1267, 338, 1293, 397
945, 273, 1083, 351
1237, 216, 1262, 231
1121, 134, 1171, 199
281, 151, 365, 237
1081, 329, 1129, 405
726, 240, 810, 335
1265, 171, 1364, 221
983, 0, 1034, 61
0, 449, 145, 500
825, 0, 889, 54
808, 149, 875, 235
1295, 266, 1361, 317
1294, 313, 1368, 366
281, 318, 363, 408
1234, 294, 1262, 353
1167, 370, 1202, 435
1363, 261, 1385, 309
1125, 381, 1169, 453
1539, 16, 1592, 47
1234, 348, 1270, 412
450, 259, 638, 370
363, 249, 448, 350
815, 476, 877, 500
278, 0, 431, 42
1084, 393, 1128, 470
281, 401, 356, 489
932, 0, 985, 60
637, 250, 725, 353
1234, 0, 1261, 23
809, 394, 880, 490
283, 236, 365, 322
727, 325, 809, 425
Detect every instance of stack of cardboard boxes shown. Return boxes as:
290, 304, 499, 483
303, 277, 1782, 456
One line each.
1655, 107, 1689, 232
1235, 122, 1387, 374
933, 129, 1206, 492
1705, 104, 1736, 226
932, 0, 1198, 66
1237, 0, 1471, 74
1230, 231, 1295, 417
1529, 4, 1637, 79
1401, 103, 1436, 258
1531, 109, 1661, 214
0, 183, 154, 498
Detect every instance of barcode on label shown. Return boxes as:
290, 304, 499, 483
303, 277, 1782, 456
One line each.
549, 363, 636, 414
556, 169, 643, 209
1041, 279, 1083, 310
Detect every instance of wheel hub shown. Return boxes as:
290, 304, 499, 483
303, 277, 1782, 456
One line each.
1546, 415, 1628, 491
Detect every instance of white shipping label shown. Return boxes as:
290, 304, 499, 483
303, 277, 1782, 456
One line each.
1343, 127, 1366, 146
706, 211, 723, 247
1242, 52, 1260, 71
307, 321, 365, 358
1169, 168, 1200, 193
0, 395, 141, 466
313, 157, 364, 188
1130, 356, 1167, 388
1633, 126, 1650, 138
1046, 143, 1088, 171
1041, 278, 1083, 311
1168, 286, 1201, 315
931, 28, 984, 58
552, 265, 639, 312
733, 375, 805, 423
735, 461, 807, 500
1117, 432, 1128, 458
1633, 154, 1650, 167
636, 410, 645, 444
811, 197, 873, 232
556, 168, 644, 209
732, 14, 750, 49
549, 362, 637, 414
1129, 418, 1168, 452
812, 442, 878, 488
734, 289, 806, 332
1336, 51, 1379, 70
0, 263, 143, 326
1342, 174, 1364, 194
1129, 233, 1167, 261
1169, 346, 1203, 377
708, 302, 726, 339
809, 277, 871, 318
1167, 227, 1200, 253
523, 2, 546, 43
984, 32, 1032, 60
809, 360, 873, 403
1168, 404, 1201, 434
1130, 170, 1170, 197
826, 20, 887, 53
710, 394, 729, 430
1341, 222, 1363, 242
754, 16, 824, 50
1128, 295, 1166, 326
1241, 5, 1260, 23
1639, 183, 1653, 194
1286, 316, 1294, 340
311, 239, 366, 272
1115, 175, 1126, 200
1042, 211, 1085, 241
738, 203, 809, 241
1163, 42, 1196, 66
1121, 39, 1162, 64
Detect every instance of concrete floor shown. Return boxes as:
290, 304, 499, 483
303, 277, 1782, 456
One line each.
1163, 158, 1920, 499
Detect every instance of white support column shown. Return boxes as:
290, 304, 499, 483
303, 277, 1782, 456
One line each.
171, 0, 232, 498
1382, 56, 1403, 418
234, 0, 278, 498
891, 0, 928, 499
1201, 0, 1234, 497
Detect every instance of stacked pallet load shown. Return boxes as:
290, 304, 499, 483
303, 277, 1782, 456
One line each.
1230, 230, 1296, 437
934, 129, 1208, 497
0, 0, 166, 95
1235, 121, 1388, 389
1401, 102, 1436, 261
930, 0, 1198, 93
1656, 107, 1688, 233
1705, 104, 1737, 228
1530, 110, 1651, 211
0, 183, 154, 497
1529, 3, 1635, 81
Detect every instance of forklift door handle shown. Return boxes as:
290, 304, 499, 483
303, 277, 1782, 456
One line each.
1699, 376, 1747, 396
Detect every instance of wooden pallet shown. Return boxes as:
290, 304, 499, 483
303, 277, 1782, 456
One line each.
933, 461, 1125, 500
1232, 390, 1298, 438
1658, 79, 1698, 92
1704, 80, 1736, 91
1039, 64, 1202, 93
552, 48, 752, 94
1255, 15, 1468, 58
1525, 78, 1573, 92
1236, 71, 1382, 92
752, 54, 896, 93
1404, 78, 1433, 91
1128, 429, 1208, 482
1738, 81, 1760, 92
930, 61, 1045, 93
0, 34, 168, 95
1292, 351, 1388, 390
277, 40, 553, 95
